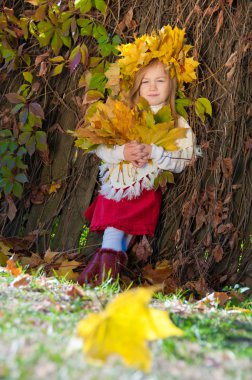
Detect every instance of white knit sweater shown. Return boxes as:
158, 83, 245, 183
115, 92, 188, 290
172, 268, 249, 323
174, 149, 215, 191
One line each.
94, 107, 195, 201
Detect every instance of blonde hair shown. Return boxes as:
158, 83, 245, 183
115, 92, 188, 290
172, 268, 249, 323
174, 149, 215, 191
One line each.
129, 59, 178, 121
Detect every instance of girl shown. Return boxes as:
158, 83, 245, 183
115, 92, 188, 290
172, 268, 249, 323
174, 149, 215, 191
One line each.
77, 58, 195, 285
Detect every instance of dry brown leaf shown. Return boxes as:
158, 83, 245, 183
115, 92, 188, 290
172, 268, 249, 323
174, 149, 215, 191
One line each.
217, 223, 234, 234
222, 157, 233, 179
174, 229, 181, 245
142, 260, 177, 293
226, 65, 236, 81
38, 61, 47, 77
223, 192, 232, 204
204, 4, 220, 17
6, 195, 17, 221
117, 8, 137, 32
212, 245, 224, 262
184, 277, 208, 296
11, 274, 31, 288
66, 285, 86, 298
197, 292, 230, 308
132, 236, 152, 262
193, 5, 202, 14
195, 207, 206, 231
19, 253, 43, 268
215, 10, 224, 36
229, 230, 238, 250
54, 260, 81, 281
245, 138, 252, 151
224, 51, 238, 68
44, 248, 62, 264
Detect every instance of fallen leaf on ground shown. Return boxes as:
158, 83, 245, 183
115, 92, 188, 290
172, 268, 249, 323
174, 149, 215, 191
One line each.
53, 260, 81, 281
67, 285, 86, 298
6, 259, 22, 276
197, 292, 230, 309
11, 274, 31, 288
77, 287, 183, 372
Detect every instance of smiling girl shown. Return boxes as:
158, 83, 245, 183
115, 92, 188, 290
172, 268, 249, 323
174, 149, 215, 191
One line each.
77, 29, 197, 286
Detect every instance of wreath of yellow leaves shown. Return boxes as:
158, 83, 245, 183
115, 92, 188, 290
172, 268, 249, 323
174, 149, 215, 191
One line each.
105, 24, 199, 93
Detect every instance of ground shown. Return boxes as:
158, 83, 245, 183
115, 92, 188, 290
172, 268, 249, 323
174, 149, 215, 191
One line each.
0, 270, 252, 380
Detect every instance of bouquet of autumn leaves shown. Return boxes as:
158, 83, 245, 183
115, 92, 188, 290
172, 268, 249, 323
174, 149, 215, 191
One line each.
72, 96, 187, 153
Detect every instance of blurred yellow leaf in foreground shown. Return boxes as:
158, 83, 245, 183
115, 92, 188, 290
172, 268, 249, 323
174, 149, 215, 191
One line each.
77, 287, 183, 372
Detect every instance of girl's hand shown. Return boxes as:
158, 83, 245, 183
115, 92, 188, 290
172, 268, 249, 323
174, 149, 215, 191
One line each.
142, 144, 152, 158
123, 141, 149, 168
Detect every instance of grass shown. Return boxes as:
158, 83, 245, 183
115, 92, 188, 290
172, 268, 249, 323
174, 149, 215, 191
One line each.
1, 270, 252, 380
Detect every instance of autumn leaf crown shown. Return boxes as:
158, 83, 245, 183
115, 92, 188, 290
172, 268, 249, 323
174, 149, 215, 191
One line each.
115, 24, 199, 90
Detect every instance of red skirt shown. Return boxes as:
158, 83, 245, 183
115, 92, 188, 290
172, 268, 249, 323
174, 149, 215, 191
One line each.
84, 188, 162, 236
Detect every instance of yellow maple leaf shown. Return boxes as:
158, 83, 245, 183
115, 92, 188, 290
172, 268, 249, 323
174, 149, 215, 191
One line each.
77, 287, 183, 372
49, 181, 61, 194
54, 260, 81, 281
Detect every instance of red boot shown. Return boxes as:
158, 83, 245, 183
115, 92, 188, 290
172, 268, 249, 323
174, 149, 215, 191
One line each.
77, 249, 102, 286
98, 248, 128, 283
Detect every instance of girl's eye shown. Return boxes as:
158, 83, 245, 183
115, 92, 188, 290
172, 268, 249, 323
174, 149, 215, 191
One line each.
141, 81, 149, 84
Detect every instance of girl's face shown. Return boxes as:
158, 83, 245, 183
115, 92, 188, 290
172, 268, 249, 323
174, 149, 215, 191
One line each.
139, 62, 170, 106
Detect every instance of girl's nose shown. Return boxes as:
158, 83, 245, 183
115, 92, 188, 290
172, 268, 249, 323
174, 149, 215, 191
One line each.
149, 81, 157, 91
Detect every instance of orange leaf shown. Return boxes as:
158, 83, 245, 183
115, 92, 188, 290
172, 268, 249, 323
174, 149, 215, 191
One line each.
6, 259, 22, 276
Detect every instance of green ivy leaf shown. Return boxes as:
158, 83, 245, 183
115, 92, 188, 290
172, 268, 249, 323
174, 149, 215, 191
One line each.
11, 103, 25, 114
77, 19, 93, 36
112, 35, 121, 46
1, 166, 13, 178
35, 131, 47, 151
0, 130, 12, 138
154, 105, 173, 123
94, 0, 107, 14
195, 100, 206, 122
13, 181, 23, 198
51, 32, 63, 55
49, 56, 65, 63
17, 147, 27, 156
16, 157, 28, 170
4, 181, 13, 196
26, 135, 36, 155
15, 173, 28, 184
51, 62, 65, 76
23, 71, 33, 84
92, 24, 108, 40
75, 0, 92, 14
80, 44, 88, 65
19, 107, 29, 125
9, 140, 18, 153
196, 97, 212, 116
89, 72, 107, 92
0, 141, 9, 155
18, 131, 31, 145
99, 43, 112, 57
176, 103, 188, 120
